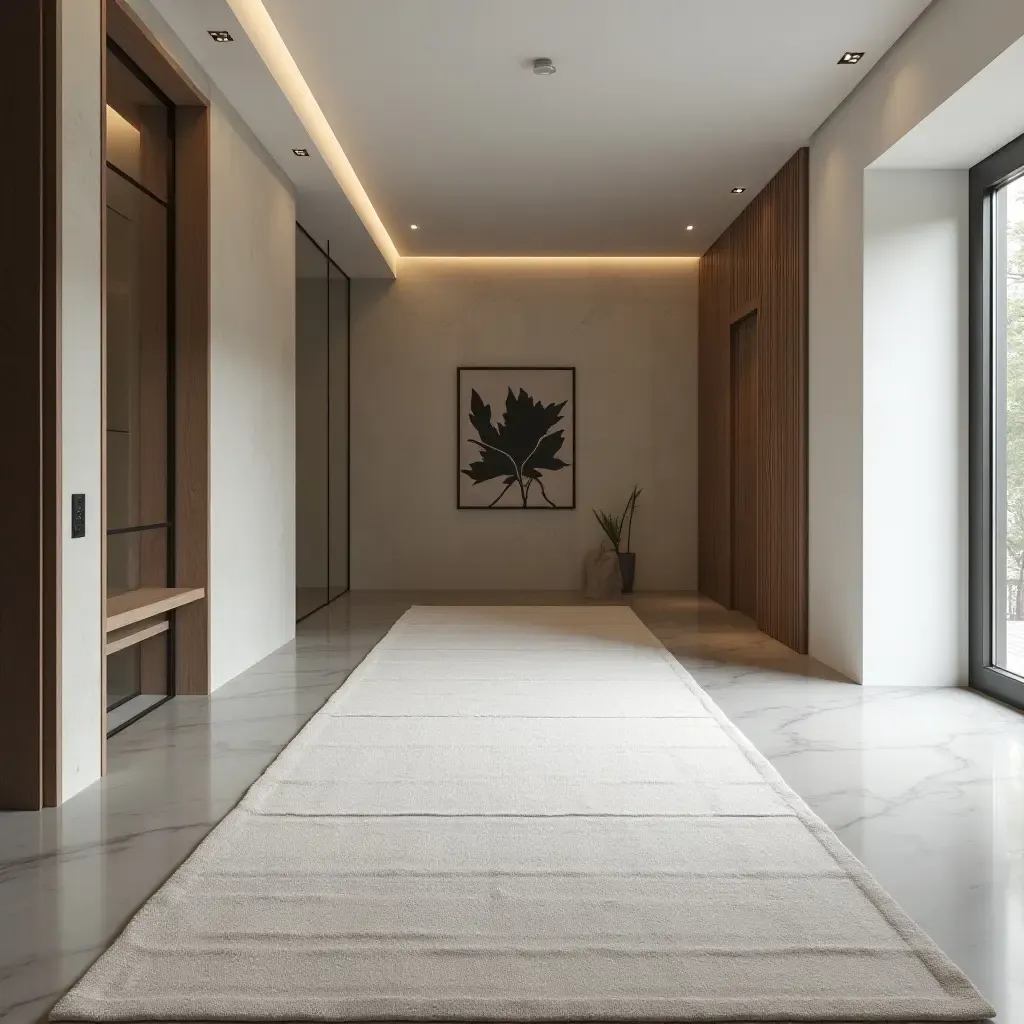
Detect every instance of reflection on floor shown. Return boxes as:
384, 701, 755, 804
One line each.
0, 592, 1021, 1024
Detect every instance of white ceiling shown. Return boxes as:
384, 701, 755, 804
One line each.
259, 0, 932, 256
147, 0, 934, 268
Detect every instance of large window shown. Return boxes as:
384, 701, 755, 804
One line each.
970, 132, 1024, 709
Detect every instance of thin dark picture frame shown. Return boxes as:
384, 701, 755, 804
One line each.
968, 128, 1024, 711
456, 365, 577, 511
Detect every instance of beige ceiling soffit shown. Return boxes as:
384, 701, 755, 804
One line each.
226, 0, 399, 273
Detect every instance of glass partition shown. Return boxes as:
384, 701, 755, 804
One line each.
329, 259, 350, 601
295, 225, 349, 620
296, 226, 330, 618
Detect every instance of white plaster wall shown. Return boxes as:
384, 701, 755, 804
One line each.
60, 0, 104, 801
350, 260, 697, 591
862, 171, 968, 687
209, 106, 296, 688
808, 0, 1024, 681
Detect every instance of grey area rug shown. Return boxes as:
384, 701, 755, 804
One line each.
53, 606, 994, 1022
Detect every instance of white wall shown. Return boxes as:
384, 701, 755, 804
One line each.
209, 106, 296, 688
808, 0, 1024, 681
60, 0, 104, 801
350, 260, 698, 591
862, 171, 968, 687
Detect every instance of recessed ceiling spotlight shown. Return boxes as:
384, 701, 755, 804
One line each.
731, 187, 746, 194
207, 30, 233, 42
838, 51, 864, 65
686, 225, 694, 231
410, 224, 419, 231
292, 148, 310, 157
532, 58, 557, 76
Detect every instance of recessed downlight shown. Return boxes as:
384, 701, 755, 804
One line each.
686, 225, 694, 231
410, 224, 419, 231
292, 148, 309, 157
532, 58, 557, 76
731, 187, 746, 194
208, 30, 234, 42
838, 51, 864, 65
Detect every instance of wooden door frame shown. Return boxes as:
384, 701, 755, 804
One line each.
105, 0, 212, 713
729, 305, 760, 617
1, 0, 212, 808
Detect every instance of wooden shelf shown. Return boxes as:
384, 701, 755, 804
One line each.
106, 618, 170, 655
106, 587, 205, 633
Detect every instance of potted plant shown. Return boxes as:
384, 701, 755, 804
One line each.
593, 486, 642, 594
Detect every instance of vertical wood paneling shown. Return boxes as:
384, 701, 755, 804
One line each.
0, 1, 59, 809
698, 149, 808, 653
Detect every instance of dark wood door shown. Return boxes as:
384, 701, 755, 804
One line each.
731, 312, 758, 619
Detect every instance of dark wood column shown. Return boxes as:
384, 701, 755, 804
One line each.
698, 149, 809, 653
0, 1, 61, 809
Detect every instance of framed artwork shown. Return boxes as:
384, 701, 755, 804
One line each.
457, 366, 576, 509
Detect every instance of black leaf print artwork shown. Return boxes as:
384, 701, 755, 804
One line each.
458, 370, 574, 509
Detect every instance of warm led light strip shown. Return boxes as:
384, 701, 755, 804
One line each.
226, 0, 399, 273
401, 256, 698, 266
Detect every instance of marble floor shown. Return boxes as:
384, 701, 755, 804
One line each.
1, 591, 1022, 1023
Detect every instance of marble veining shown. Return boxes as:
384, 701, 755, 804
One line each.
1, 592, 1022, 1023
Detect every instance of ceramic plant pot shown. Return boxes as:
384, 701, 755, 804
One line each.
618, 552, 636, 594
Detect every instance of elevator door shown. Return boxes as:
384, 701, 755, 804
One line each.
731, 312, 758, 620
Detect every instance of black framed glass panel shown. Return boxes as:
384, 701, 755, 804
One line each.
104, 42, 175, 724
328, 257, 349, 601
295, 225, 350, 621
969, 130, 1024, 709
296, 225, 330, 619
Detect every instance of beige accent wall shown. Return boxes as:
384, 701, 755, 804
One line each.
350, 260, 698, 591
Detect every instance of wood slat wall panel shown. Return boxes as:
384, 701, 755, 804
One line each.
0, 1, 59, 810
698, 149, 808, 653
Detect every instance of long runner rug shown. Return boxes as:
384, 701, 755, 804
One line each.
53, 606, 993, 1021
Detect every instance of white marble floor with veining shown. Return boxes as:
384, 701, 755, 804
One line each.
1, 591, 1022, 1023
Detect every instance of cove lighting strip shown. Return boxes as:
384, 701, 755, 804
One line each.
225, 1, 699, 272
400, 256, 699, 267
226, 0, 400, 273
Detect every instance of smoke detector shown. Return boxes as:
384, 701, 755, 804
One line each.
532, 58, 557, 76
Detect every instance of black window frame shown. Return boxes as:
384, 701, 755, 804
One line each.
969, 129, 1024, 710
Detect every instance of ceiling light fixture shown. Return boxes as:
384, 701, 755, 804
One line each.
838, 51, 864, 65
686, 225, 694, 231
410, 224, 419, 231
208, 30, 234, 42
292, 148, 309, 157
731, 187, 746, 194
532, 58, 557, 76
